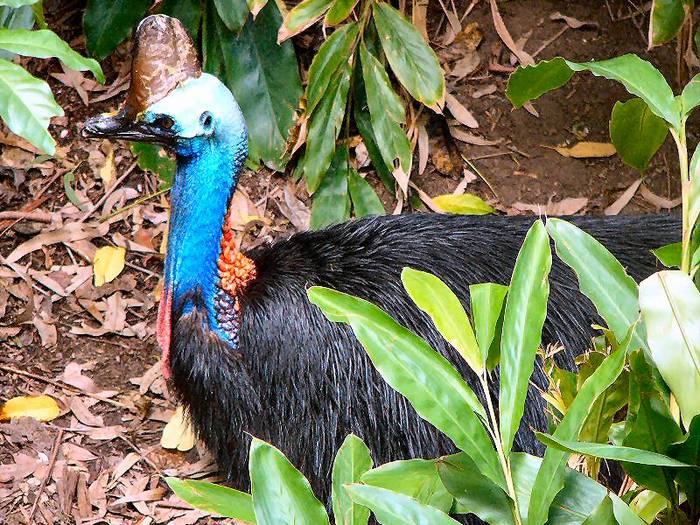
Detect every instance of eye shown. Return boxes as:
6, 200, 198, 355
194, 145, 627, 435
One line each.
200, 112, 213, 130
156, 115, 175, 130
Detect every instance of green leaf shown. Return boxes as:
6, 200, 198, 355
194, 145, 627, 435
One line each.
83, 0, 151, 59
668, 415, 700, 519
345, 484, 461, 525
582, 495, 618, 525
639, 270, 700, 426
402, 267, 482, 373
362, 459, 452, 512
609, 98, 668, 172
359, 42, 411, 183
653, 242, 682, 268
499, 220, 551, 455
306, 22, 358, 115
438, 453, 515, 525
302, 62, 351, 192
432, 193, 495, 215
681, 72, 700, 116
649, 0, 686, 47
130, 143, 175, 187
160, 0, 203, 38
0, 57, 61, 154
310, 144, 351, 229
372, 2, 444, 105
249, 438, 330, 525
527, 347, 626, 525
213, 0, 249, 32
332, 434, 373, 525
307, 286, 506, 489
470, 283, 508, 371
535, 434, 693, 467
690, 143, 700, 234
203, 1, 302, 170
511, 453, 644, 525
622, 349, 683, 501
348, 170, 384, 218
507, 54, 680, 130
325, 0, 360, 25
0, 0, 38, 7
277, 0, 332, 42
546, 218, 648, 352
63, 169, 88, 211
0, 29, 103, 82
166, 478, 256, 523
579, 360, 629, 446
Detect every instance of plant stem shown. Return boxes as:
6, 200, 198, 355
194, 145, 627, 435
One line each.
671, 127, 692, 274
479, 372, 524, 525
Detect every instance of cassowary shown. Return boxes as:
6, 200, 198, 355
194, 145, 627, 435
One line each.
83, 15, 680, 505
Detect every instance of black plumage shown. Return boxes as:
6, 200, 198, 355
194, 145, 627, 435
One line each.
169, 211, 680, 503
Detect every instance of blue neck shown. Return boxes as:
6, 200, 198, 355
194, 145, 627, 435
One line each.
165, 132, 247, 338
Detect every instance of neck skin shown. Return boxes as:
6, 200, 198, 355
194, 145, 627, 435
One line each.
165, 130, 247, 338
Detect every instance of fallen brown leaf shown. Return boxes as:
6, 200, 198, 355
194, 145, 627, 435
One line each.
639, 184, 681, 209
550, 141, 616, 158
513, 197, 588, 216
445, 93, 478, 128
605, 179, 642, 215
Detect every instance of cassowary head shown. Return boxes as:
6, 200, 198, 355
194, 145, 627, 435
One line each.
83, 14, 247, 159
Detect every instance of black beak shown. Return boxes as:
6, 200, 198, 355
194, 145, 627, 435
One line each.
82, 109, 176, 148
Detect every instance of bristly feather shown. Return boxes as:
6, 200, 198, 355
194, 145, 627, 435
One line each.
170, 211, 680, 509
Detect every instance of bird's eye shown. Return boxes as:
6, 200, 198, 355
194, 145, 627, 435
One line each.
157, 116, 175, 130
200, 112, 213, 130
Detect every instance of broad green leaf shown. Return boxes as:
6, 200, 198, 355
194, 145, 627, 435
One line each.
506, 57, 574, 108
302, 62, 351, 192
166, 478, 256, 523
581, 495, 617, 525
609, 98, 668, 172
213, 0, 249, 32
160, 0, 203, 38
511, 453, 644, 525
690, 143, 700, 234
507, 55, 680, 130
277, 0, 332, 42
345, 484, 461, 525
0, 1, 38, 7
433, 193, 495, 215
310, 143, 351, 229
639, 270, 700, 426
362, 459, 452, 513
325, 0, 359, 25
649, 0, 686, 47
668, 415, 700, 518
622, 349, 683, 501
402, 268, 482, 373
0, 29, 103, 81
203, 1, 302, 169
681, 72, 700, 116
359, 43, 411, 184
63, 169, 87, 211
249, 438, 330, 525
630, 490, 673, 524
499, 220, 551, 455
527, 347, 626, 525
535, 434, 692, 467
653, 241, 682, 268
83, 0, 151, 59
546, 218, 647, 352
306, 22, 358, 115
578, 361, 629, 446
332, 434, 373, 525
247, 0, 268, 17
0, 57, 62, 154
307, 286, 505, 489
130, 143, 175, 187
470, 283, 508, 370
437, 453, 514, 525
348, 170, 384, 218
372, 2, 444, 105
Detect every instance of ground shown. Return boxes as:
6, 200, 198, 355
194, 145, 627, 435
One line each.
0, 1, 685, 523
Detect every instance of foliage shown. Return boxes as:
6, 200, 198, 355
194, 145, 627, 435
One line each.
0, 3, 102, 153
81, 0, 447, 227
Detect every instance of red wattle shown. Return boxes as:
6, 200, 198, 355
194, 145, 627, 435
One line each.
157, 287, 173, 379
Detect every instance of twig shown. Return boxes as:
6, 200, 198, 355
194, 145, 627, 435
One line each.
118, 435, 162, 475
78, 161, 139, 224
0, 211, 52, 222
0, 364, 130, 409
27, 428, 64, 524
532, 26, 568, 58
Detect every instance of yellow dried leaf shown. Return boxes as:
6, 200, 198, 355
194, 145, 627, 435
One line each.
98, 146, 116, 187
0, 395, 61, 422
160, 405, 196, 452
552, 142, 616, 158
93, 246, 126, 287
433, 193, 495, 215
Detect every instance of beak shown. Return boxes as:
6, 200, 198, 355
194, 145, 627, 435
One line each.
82, 109, 176, 148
